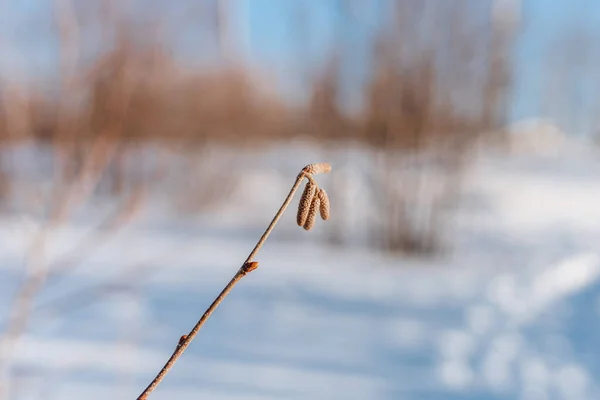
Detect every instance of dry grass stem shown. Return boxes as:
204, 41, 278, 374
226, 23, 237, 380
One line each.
136, 163, 331, 400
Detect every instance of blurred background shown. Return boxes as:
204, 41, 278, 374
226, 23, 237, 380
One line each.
0, 0, 599, 399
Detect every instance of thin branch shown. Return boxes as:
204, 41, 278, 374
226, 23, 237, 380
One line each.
137, 164, 330, 400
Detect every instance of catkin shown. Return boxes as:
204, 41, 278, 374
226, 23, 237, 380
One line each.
303, 163, 331, 175
303, 195, 320, 231
317, 189, 330, 220
297, 180, 317, 226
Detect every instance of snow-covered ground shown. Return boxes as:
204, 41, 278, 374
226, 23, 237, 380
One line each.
0, 140, 599, 400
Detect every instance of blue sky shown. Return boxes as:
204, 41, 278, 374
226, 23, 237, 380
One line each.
512, 0, 600, 134
234, 0, 600, 134
239, 0, 600, 134
2, 0, 600, 135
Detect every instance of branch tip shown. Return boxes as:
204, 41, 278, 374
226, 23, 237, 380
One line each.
302, 163, 332, 175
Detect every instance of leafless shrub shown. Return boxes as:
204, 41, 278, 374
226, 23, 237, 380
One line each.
299, 0, 516, 255
0, 1, 517, 258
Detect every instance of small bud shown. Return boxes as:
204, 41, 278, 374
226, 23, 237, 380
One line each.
302, 163, 331, 175
242, 261, 259, 274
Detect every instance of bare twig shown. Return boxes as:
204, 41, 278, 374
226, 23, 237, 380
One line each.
136, 163, 331, 400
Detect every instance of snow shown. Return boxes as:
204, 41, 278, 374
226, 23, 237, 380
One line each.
0, 140, 599, 399
502, 118, 566, 157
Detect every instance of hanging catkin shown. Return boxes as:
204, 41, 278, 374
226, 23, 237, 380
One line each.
317, 188, 330, 220
303, 195, 321, 231
296, 180, 317, 226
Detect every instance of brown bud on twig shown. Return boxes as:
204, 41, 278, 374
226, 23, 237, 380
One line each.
241, 261, 259, 275
297, 180, 317, 226
317, 189, 330, 221
303, 195, 321, 231
302, 163, 331, 175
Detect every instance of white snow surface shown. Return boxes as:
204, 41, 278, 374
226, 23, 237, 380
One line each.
0, 141, 599, 400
